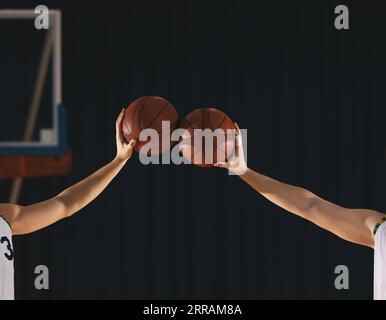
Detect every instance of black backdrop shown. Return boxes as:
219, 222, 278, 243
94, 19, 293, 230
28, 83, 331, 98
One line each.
0, 0, 385, 299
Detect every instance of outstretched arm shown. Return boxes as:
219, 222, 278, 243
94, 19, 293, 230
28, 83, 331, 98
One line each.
0, 109, 136, 235
215, 124, 384, 248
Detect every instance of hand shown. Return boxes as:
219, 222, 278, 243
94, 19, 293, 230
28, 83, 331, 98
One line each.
115, 108, 137, 161
214, 123, 248, 175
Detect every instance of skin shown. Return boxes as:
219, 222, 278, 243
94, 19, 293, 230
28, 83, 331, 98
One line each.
215, 124, 384, 249
0, 108, 136, 235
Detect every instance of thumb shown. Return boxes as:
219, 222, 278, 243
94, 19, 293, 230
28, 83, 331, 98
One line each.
128, 138, 137, 149
214, 161, 229, 169
127, 139, 137, 148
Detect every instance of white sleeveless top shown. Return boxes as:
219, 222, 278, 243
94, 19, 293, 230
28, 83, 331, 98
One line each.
0, 216, 14, 300
374, 221, 386, 300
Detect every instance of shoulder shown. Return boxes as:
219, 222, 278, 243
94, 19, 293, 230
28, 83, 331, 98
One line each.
364, 210, 386, 238
0, 203, 22, 232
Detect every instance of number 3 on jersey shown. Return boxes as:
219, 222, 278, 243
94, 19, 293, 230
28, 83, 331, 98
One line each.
1, 236, 14, 261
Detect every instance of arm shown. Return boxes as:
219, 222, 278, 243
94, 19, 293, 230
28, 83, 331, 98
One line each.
215, 124, 384, 248
0, 109, 136, 235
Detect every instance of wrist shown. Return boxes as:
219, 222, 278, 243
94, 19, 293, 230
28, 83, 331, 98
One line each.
238, 167, 250, 178
113, 155, 129, 165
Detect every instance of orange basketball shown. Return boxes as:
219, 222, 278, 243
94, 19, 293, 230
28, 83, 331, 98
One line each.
178, 108, 237, 167
122, 96, 179, 155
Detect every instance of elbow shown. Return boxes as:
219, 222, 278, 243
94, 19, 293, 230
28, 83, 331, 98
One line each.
304, 191, 318, 212
54, 195, 76, 218
294, 189, 319, 219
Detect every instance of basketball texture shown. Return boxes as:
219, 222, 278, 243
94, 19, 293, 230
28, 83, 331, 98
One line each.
122, 96, 179, 155
178, 108, 237, 167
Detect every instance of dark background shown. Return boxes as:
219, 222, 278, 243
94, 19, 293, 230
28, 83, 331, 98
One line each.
0, 0, 385, 299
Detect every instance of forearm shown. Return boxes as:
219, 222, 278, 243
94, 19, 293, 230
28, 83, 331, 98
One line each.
56, 157, 127, 216
239, 168, 316, 218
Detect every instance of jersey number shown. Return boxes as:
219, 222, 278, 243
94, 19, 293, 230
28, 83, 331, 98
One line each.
0, 236, 14, 261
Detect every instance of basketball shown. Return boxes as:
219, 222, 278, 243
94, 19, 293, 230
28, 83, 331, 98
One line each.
122, 96, 179, 155
178, 108, 237, 167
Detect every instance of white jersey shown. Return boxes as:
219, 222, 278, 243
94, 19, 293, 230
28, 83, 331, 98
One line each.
374, 221, 386, 300
0, 216, 14, 300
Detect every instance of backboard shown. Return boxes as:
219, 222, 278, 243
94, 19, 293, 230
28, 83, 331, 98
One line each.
0, 9, 67, 155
